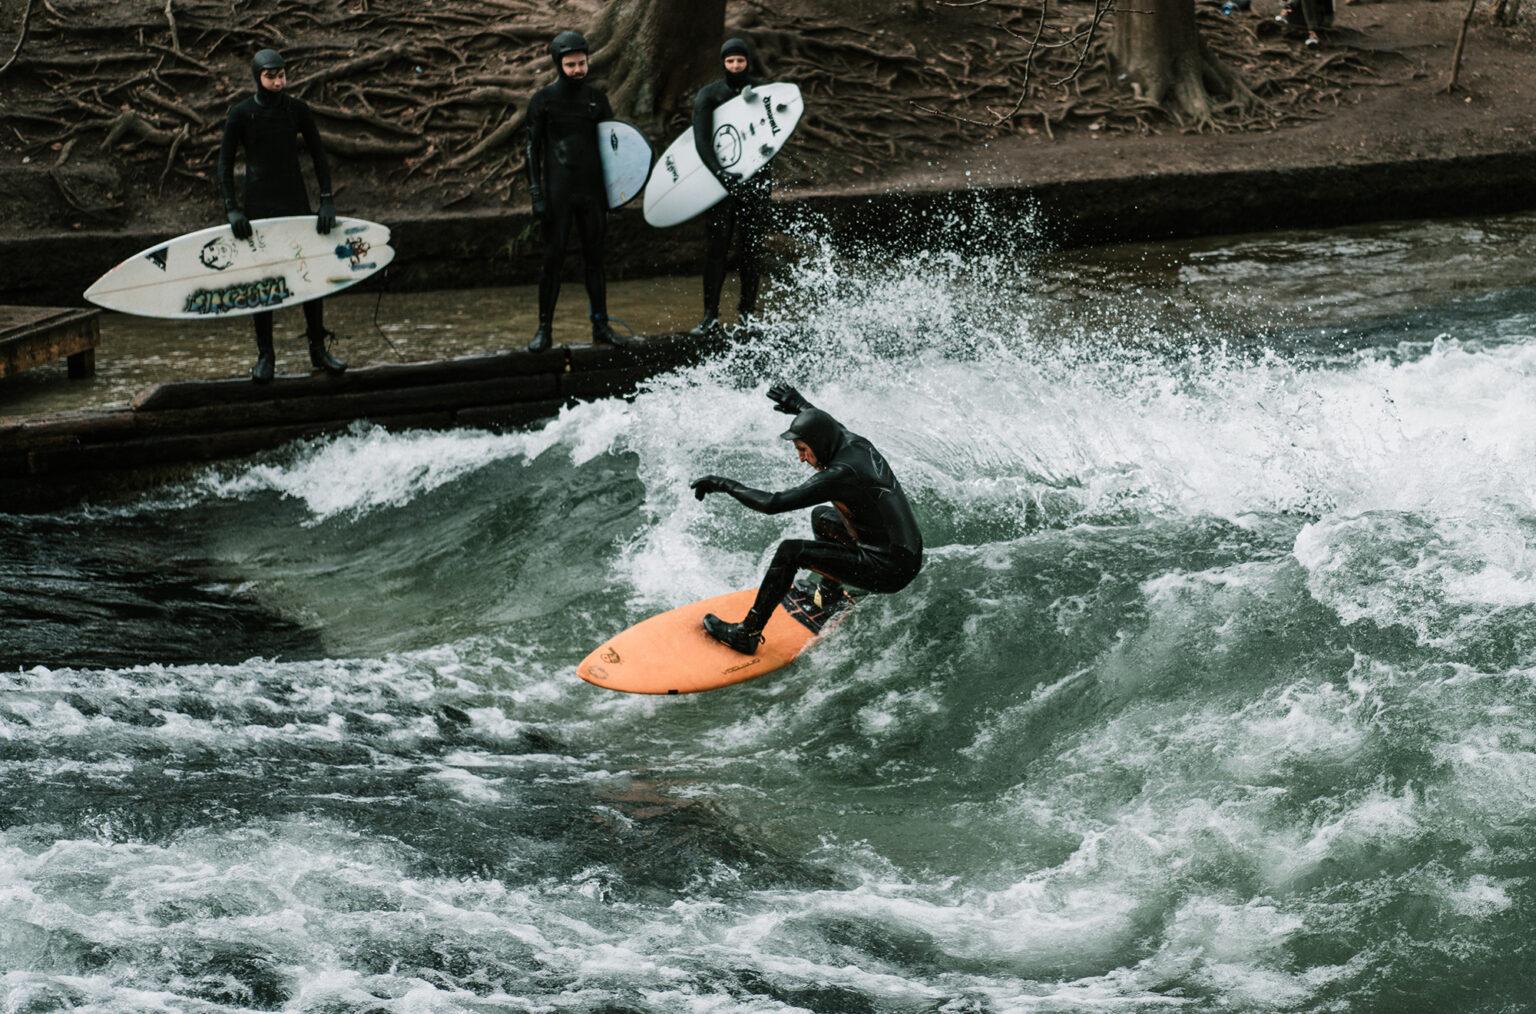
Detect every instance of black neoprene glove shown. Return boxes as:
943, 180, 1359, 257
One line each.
227, 208, 252, 240
316, 193, 336, 235
767, 383, 809, 415
691, 476, 737, 501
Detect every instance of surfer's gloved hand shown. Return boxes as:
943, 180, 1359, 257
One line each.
316, 193, 336, 235
719, 170, 745, 197
767, 383, 808, 415
226, 208, 252, 240
691, 475, 737, 500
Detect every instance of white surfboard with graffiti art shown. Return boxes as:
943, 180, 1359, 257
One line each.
83, 216, 394, 319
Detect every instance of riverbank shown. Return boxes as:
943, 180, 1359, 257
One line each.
3, 0, 1533, 304
4, 142, 1534, 309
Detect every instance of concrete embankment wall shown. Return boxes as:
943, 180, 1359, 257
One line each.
2, 148, 1533, 306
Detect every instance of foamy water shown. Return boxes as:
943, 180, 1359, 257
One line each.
4, 210, 1536, 1012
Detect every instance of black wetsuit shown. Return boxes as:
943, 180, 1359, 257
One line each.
526, 76, 614, 329
218, 90, 331, 341
706, 414, 923, 627
693, 75, 771, 320
219, 93, 329, 220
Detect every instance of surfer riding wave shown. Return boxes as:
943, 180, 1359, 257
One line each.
690, 385, 924, 653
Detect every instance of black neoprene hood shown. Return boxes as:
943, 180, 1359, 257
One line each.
550, 31, 589, 61
252, 49, 284, 80
251, 49, 285, 102
781, 408, 844, 464
720, 37, 752, 88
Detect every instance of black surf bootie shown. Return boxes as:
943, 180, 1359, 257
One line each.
308, 331, 346, 373
250, 350, 275, 383
592, 318, 630, 347
730, 311, 761, 339
703, 613, 764, 655
690, 313, 722, 337
528, 322, 553, 353
814, 580, 852, 611
251, 332, 276, 383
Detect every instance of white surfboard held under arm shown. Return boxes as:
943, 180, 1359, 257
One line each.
642, 82, 803, 228
83, 216, 394, 320
598, 120, 654, 209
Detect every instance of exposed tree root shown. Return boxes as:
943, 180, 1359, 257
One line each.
0, 0, 1411, 213
0, 0, 36, 78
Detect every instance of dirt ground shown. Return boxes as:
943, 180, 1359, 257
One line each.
903, 0, 1536, 196
0, 0, 1532, 237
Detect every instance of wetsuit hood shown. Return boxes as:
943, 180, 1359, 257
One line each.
721, 37, 752, 90
781, 408, 846, 465
252, 48, 285, 105
550, 31, 589, 82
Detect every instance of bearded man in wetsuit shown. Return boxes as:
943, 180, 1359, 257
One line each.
525, 31, 627, 353
689, 37, 773, 338
689, 385, 924, 654
219, 48, 345, 383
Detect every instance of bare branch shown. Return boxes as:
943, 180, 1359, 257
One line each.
163, 0, 181, 55
1445, 0, 1479, 91
1050, 0, 1115, 87
0, 0, 37, 78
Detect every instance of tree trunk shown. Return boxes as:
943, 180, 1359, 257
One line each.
1108, 0, 1257, 129
585, 0, 727, 127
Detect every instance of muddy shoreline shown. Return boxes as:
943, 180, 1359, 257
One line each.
4, 142, 1534, 308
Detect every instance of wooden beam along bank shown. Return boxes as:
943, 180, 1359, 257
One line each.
0, 307, 100, 380
0, 331, 724, 514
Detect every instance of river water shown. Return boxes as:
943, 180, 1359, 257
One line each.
0, 274, 716, 419
3, 209, 1536, 1012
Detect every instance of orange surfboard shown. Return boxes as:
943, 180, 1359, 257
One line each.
578, 585, 849, 694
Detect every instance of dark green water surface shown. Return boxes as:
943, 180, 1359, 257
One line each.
3, 210, 1536, 1013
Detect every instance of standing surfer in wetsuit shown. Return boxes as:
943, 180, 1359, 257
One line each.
219, 48, 345, 383
689, 385, 924, 653
525, 31, 627, 353
689, 37, 772, 338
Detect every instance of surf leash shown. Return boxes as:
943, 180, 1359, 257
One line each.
589, 303, 638, 338
370, 267, 409, 362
